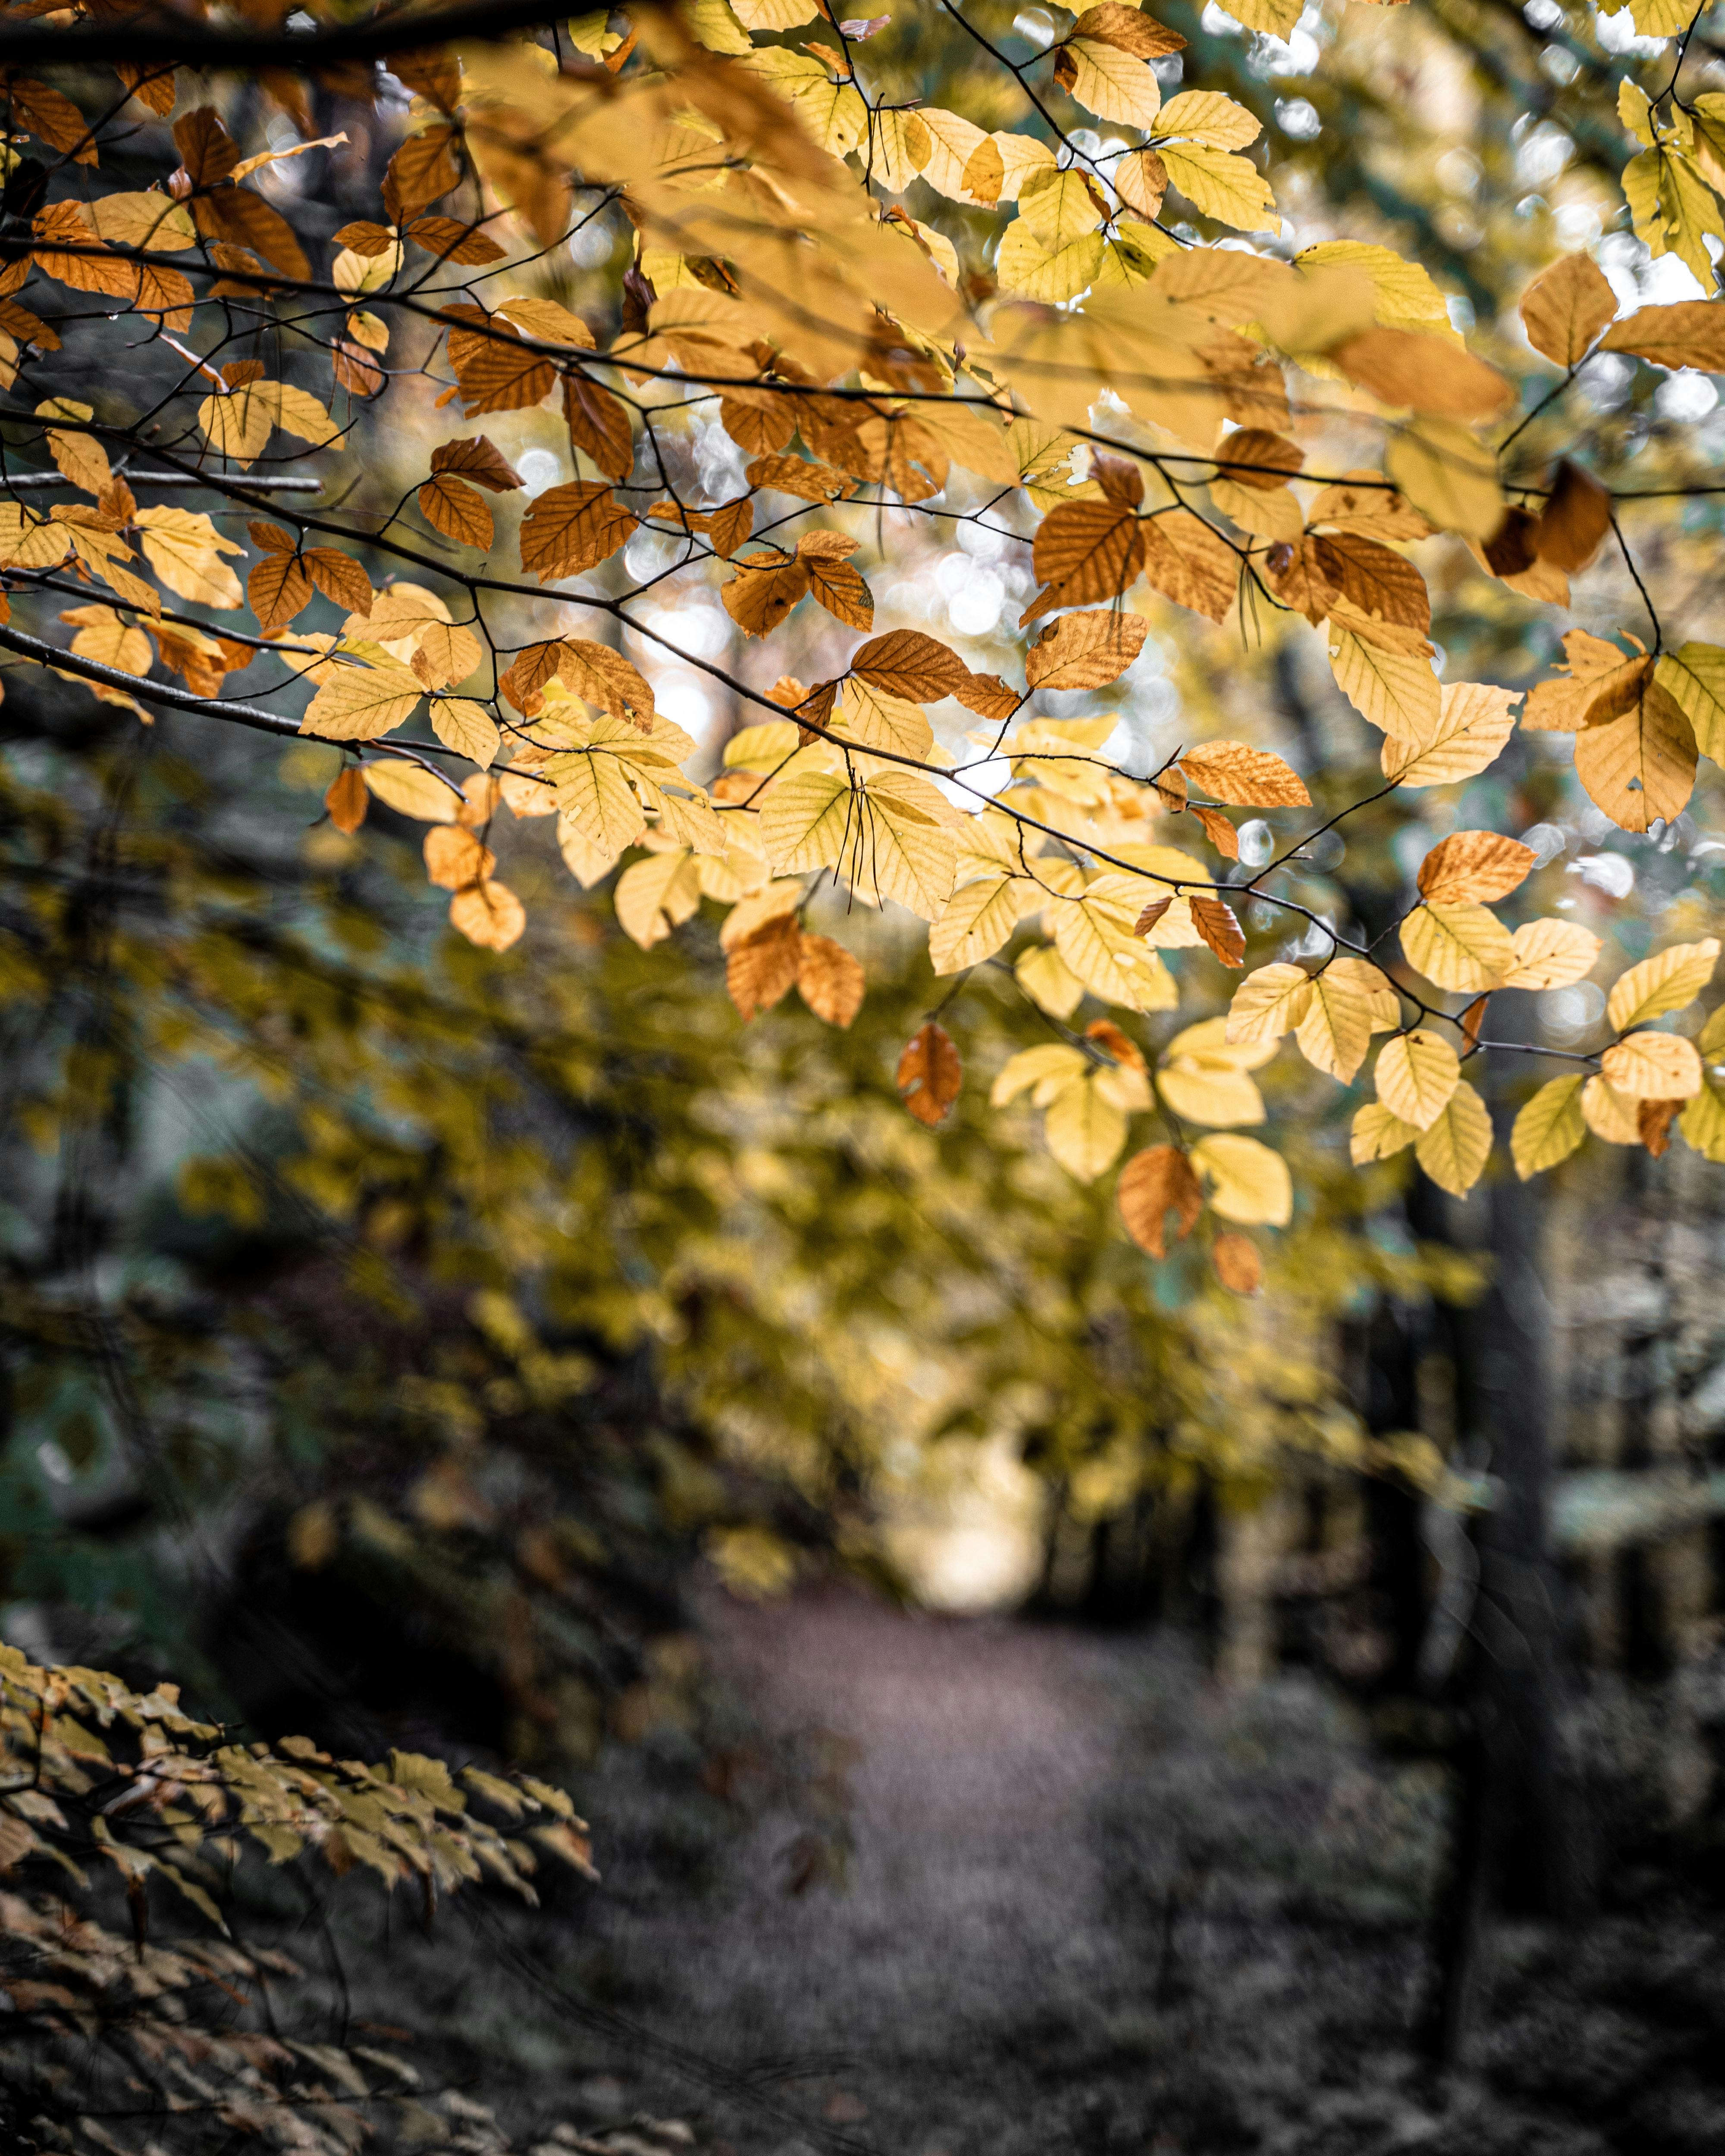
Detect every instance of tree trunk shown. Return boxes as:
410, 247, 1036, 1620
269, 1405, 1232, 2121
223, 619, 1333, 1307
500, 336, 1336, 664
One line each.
1424, 991, 1592, 2064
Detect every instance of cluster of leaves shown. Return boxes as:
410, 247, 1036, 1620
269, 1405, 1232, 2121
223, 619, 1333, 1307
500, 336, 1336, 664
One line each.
0, 0, 1720, 1291
0, 1644, 596, 2153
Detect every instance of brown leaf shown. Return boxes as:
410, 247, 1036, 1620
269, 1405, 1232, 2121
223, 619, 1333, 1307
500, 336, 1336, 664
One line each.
728, 914, 802, 1020
1481, 507, 1540, 578
1599, 299, 1725, 372
802, 553, 874, 630
564, 373, 635, 483
1534, 459, 1611, 574
850, 628, 973, 704
418, 473, 495, 548
1218, 429, 1303, 492
1025, 608, 1149, 691
1117, 1144, 1202, 1258
1522, 631, 1651, 733
444, 305, 555, 413
1638, 1097, 1681, 1157
384, 123, 461, 219
519, 481, 636, 581
1070, 3, 1185, 54
1190, 894, 1246, 967
1311, 533, 1430, 633
1417, 829, 1535, 904
1268, 536, 1339, 626
953, 671, 1019, 722
1458, 993, 1489, 1051
1085, 1018, 1146, 1071
174, 106, 240, 187
1134, 896, 1173, 937
192, 186, 310, 280
1138, 509, 1238, 624
720, 391, 797, 455
33, 204, 138, 301
709, 497, 755, 559
556, 639, 656, 730
405, 215, 507, 265
1190, 803, 1239, 859
1025, 500, 1145, 623
1092, 452, 1147, 508
248, 548, 311, 631
498, 641, 566, 714
1330, 327, 1512, 421
115, 63, 177, 118
797, 933, 867, 1027
334, 338, 385, 399
745, 452, 854, 503
332, 219, 396, 256
1211, 1230, 1261, 1294
324, 765, 367, 834
1520, 253, 1615, 368
8, 76, 97, 163
1153, 765, 1188, 813
896, 1020, 963, 1125
304, 547, 373, 615
722, 549, 811, 637
1179, 740, 1310, 807
430, 435, 523, 492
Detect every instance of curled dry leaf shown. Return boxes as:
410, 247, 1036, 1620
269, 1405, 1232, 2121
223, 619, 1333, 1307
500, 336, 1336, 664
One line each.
896, 1020, 963, 1125
1117, 1143, 1203, 1259
1189, 894, 1245, 967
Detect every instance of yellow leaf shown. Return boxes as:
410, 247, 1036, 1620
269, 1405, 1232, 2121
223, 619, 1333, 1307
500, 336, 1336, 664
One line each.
614, 849, 702, 949
1016, 943, 1085, 1020
1295, 968, 1374, 1083
1152, 90, 1261, 151
929, 874, 1036, 974
1606, 937, 1721, 1031
1512, 1074, 1587, 1178
1226, 961, 1313, 1044
1375, 1028, 1458, 1130
1156, 1056, 1265, 1128
302, 662, 426, 741
1190, 1133, 1292, 1225
1655, 644, 1725, 761
1414, 1079, 1492, 1197
1500, 918, 1602, 991
1057, 37, 1163, 129
757, 768, 852, 875
1155, 143, 1278, 234
1581, 1074, 1643, 1146
856, 788, 958, 917
1327, 954, 1402, 1030
1572, 680, 1697, 836
429, 699, 501, 768
1600, 1031, 1703, 1100
554, 750, 648, 855
1383, 681, 1517, 787
362, 761, 461, 821
134, 507, 245, 608
991, 1043, 1091, 1107
1400, 901, 1515, 993
1351, 1101, 1418, 1163
1384, 419, 1502, 539
1329, 629, 1439, 739
1679, 1079, 1725, 1161
1044, 1072, 1131, 1181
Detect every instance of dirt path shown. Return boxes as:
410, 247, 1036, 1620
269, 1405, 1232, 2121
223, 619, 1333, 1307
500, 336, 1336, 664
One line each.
567, 1586, 1443, 2156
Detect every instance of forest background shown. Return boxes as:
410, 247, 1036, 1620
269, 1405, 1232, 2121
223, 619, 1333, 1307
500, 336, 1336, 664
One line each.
1, 0, 1725, 2147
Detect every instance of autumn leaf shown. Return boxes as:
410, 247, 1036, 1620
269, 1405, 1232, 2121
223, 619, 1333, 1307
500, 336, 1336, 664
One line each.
796, 933, 866, 1027
1375, 1029, 1459, 1131
1417, 830, 1535, 905
896, 1021, 963, 1125
1178, 740, 1309, 807
1117, 1144, 1202, 1258
1024, 609, 1148, 691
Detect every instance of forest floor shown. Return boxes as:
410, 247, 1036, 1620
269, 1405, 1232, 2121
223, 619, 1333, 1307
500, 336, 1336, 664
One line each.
308, 1583, 1725, 2156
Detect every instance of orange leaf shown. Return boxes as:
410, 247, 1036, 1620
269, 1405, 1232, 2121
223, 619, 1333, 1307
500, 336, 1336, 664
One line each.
1117, 1144, 1201, 1258
1211, 1230, 1261, 1294
418, 473, 495, 548
728, 914, 802, 1020
1190, 895, 1245, 967
1179, 740, 1310, 807
324, 765, 367, 834
896, 1021, 963, 1125
797, 933, 866, 1027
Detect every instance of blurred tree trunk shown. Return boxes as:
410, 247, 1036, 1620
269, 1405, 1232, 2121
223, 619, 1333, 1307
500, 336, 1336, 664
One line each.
1424, 990, 1593, 2065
